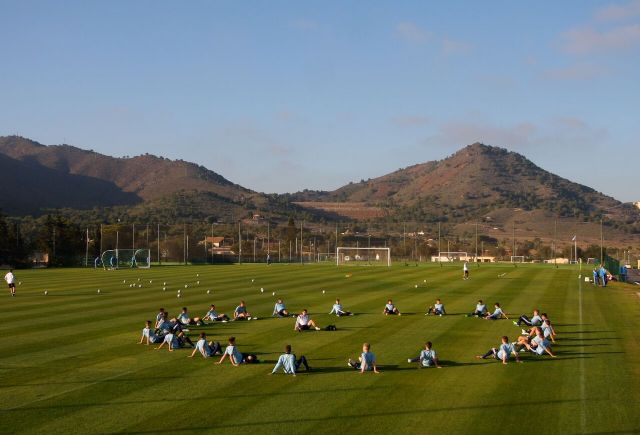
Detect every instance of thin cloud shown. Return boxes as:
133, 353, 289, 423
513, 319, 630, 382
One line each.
595, 0, 640, 21
442, 38, 472, 55
395, 21, 431, 44
541, 63, 610, 80
392, 116, 430, 127
562, 24, 640, 54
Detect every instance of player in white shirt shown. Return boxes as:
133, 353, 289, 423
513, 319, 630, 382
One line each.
294, 309, 321, 332
202, 304, 230, 323
463, 261, 470, 280
178, 307, 203, 326
4, 269, 16, 297
408, 341, 442, 368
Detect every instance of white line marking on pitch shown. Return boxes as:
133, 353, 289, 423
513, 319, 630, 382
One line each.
578, 274, 586, 432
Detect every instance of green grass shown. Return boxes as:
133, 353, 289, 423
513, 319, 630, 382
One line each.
1, 263, 639, 434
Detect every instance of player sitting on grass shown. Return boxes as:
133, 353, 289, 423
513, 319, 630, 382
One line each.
217, 336, 259, 365
514, 309, 542, 327
541, 315, 556, 343
189, 332, 222, 358
522, 329, 556, 357
348, 343, 380, 373
155, 330, 192, 352
272, 299, 291, 317
155, 312, 172, 334
408, 341, 442, 368
383, 299, 401, 316
467, 299, 487, 317
139, 320, 164, 345
233, 301, 253, 321
178, 307, 203, 326
203, 304, 230, 323
483, 302, 508, 320
476, 336, 521, 364
155, 308, 166, 329
329, 298, 353, 316
270, 344, 310, 375
426, 299, 446, 316
294, 309, 321, 332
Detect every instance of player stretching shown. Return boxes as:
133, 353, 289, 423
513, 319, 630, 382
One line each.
383, 299, 401, 316
4, 269, 16, 297
476, 336, 521, 364
408, 341, 442, 368
270, 344, 310, 375
348, 343, 380, 373
329, 298, 353, 316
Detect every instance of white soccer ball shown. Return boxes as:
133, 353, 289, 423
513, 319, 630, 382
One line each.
423, 279, 427, 283
272, 292, 275, 296
138, 284, 142, 288
163, 282, 166, 286
97, 289, 101, 294
184, 284, 188, 288
207, 290, 211, 294
149, 280, 153, 284
322, 290, 325, 294
197, 281, 200, 285
197, 273, 199, 277
415, 284, 418, 288
177, 294, 181, 298
162, 287, 166, 291
44, 290, 48, 295
18, 281, 21, 285
251, 279, 255, 283
260, 288, 264, 293
178, 289, 181, 293
138, 278, 140, 282
123, 280, 126, 283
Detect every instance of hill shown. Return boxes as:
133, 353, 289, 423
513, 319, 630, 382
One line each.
292, 143, 637, 224
0, 136, 263, 216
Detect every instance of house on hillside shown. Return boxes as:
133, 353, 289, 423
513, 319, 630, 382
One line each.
200, 237, 234, 255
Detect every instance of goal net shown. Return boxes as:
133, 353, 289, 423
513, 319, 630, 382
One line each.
433, 252, 469, 262
317, 252, 337, 263
510, 256, 525, 263
101, 249, 151, 269
336, 247, 391, 266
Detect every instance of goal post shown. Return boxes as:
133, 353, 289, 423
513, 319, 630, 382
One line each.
100, 249, 151, 269
336, 247, 391, 267
510, 255, 525, 263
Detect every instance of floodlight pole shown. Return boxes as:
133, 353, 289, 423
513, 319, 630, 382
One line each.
600, 218, 604, 264
132, 223, 135, 250
475, 222, 478, 261
100, 224, 103, 255
300, 221, 303, 265
85, 228, 89, 267
267, 221, 270, 256
157, 223, 160, 265
238, 221, 242, 264
438, 222, 441, 258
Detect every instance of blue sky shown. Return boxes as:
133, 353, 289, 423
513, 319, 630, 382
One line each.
1, 1, 638, 201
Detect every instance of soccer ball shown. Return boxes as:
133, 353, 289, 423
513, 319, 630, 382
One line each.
149, 280, 153, 284
197, 281, 200, 285
272, 292, 275, 296
184, 284, 188, 288
18, 281, 21, 285
207, 290, 211, 294
97, 289, 101, 294
251, 279, 255, 283
177, 294, 181, 298
162, 287, 166, 291
163, 282, 166, 286
123, 280, 126, 283
322, 290, 325, 294
415, 284, 418, 288
138, 278, 141, 282
260, 288, 264, 293
44, 290, 48, 295
197, 273, 200, 277
138, 285, 142, 288
423, 279, 427, 283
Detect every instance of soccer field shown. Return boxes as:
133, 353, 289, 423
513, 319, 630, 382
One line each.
1, 263, 639, 434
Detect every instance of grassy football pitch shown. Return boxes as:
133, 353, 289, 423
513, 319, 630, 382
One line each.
1, 263, 639, 434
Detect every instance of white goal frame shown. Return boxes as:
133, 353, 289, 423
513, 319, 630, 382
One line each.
100, 249, 151, 269
510, 255, 525, 263
336, 247, 391, 267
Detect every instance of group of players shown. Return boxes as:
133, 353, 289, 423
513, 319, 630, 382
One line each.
139, 275, 558, 373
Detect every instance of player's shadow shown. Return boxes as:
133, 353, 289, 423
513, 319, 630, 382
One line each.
304, 366, 356, 374
438, 360, 495, 367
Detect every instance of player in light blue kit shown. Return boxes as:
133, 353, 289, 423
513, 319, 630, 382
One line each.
139, 320, 164, 345
270, 344, 310, 375
483, 302, 509, 320
383, 299, 401, 316
426, 298, 446, 316
272, 299, 291, 317
348, 343, 380, 373
189, 332, 222, 358
514, 309, 542, 327
468, 299, 487, 317
476, 336, 522, 364
203, 304, 230, 323
217, 336, 258, 365
329, 298, 353, 316
408, 341, 442, 368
